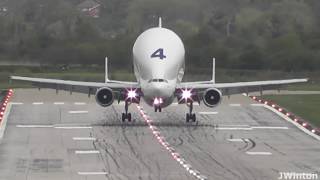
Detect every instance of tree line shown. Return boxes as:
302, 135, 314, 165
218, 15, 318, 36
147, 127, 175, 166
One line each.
0, 0, 319, 72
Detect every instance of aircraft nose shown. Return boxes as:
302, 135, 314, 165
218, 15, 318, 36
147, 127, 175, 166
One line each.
144, 79, 174, 98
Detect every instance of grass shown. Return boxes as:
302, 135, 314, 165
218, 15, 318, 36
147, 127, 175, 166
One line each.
287, 83, 320, 91
264, 94, 320, 127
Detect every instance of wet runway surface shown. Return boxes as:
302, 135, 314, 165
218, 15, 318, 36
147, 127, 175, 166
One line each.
0, 89, 319, 180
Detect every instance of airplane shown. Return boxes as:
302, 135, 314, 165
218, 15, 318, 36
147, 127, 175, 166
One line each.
11, 18, 308, 122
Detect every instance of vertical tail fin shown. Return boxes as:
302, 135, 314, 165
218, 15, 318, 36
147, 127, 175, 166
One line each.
211, 57, 215, 83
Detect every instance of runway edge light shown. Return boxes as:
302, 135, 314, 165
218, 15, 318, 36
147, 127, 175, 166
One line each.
249, 94, 319, 139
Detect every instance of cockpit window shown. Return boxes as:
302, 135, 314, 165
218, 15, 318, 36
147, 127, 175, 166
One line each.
148, 79, 168, 83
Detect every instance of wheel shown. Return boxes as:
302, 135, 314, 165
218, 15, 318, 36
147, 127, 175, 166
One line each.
122, 113, 126, 122
192, 113, 196, 122
128, 113, 132, 122
186, 114, 190, 123
159, 107, 162, 112
154, 106, 157, 112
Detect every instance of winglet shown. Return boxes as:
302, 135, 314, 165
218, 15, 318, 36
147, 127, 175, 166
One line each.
211, 57, 215, 83
105, 56, 109, 82
158, 17, 162, 28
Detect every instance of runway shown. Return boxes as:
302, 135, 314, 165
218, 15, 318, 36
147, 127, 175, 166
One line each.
0, 89, 319, 180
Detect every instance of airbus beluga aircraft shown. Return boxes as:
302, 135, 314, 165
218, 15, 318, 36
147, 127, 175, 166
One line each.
11, 18, 308, 122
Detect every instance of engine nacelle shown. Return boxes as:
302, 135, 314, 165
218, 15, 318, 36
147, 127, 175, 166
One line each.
95, 87, 114, 107
203, 88, 222, 107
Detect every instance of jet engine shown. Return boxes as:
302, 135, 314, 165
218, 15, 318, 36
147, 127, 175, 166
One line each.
95, 87, 114, 107
203, 88, 222, 107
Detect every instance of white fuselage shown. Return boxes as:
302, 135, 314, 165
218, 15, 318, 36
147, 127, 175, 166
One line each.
132, 27, 185, 107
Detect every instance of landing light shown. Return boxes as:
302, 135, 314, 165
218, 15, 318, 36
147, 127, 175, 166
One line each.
126, 89, 139, 102
182, 89, 192, 99
127, 90, 137, 98
153, 97, 163, 105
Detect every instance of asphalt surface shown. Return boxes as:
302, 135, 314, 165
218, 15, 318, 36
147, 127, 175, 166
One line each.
0, 89, 319, 180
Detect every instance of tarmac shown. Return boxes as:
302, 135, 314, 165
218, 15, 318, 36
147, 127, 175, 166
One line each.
0, 89, 319, 180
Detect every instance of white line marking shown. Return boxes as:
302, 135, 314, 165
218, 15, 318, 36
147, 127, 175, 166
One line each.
75, 150, 100, 154
10, 102, 23, 105
16, 125, 53, 128
54, 102, 64, 105
227, 139, 243, 142
198, 112, 218, 115
78, 172, 108, 175
263, 105, 320, 141
246, 151, 272, 155
229, 104, 241, 107
73, 137, 96, 141
32, 102, 43, 105
227, 138, 249, 142
68, 111, 88, 114
250, 104, 264, 106
251, 126, 289, 130
215, 127, 252, 130
74, 102, 86, 105
54, 126, 92, 129
219, 124, 250, 127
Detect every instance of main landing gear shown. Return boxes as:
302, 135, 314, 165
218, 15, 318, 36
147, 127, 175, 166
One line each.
186, 102, 196, 122
122, 101, 132, 122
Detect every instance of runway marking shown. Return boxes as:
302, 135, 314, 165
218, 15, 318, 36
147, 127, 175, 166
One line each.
198, 112, 218, 115
251, 126, 289, 130
227, 138, 249, 142
68, 111, 88, 114
263, 105, 320, 141
78, 172, 108, 175
246, 151, 272, 155
216, 127, 252, 130
54, 102, 64, 105
32, 102, 43, 105
229, 104, 241, 107
73, 137, 96, 141
16, 125, 54, 128
137, 105, 207, 180
74, 102, 86, 105
54, 126, 92, 129
75, 150, 100, 154
10, 102, 23, 105
250, 104, 264, 106
220, 124, 250, 127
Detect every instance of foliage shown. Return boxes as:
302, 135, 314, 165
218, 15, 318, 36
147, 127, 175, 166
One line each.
0, 0, 319, 72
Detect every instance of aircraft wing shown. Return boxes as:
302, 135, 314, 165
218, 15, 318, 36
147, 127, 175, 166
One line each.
10, 76, 139, 95
178, 78, 308, 96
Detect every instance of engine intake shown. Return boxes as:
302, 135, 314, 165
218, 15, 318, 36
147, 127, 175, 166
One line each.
203, 88, 222, 107
95, 87, 114, 107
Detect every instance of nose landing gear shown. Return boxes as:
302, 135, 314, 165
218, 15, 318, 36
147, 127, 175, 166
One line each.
154, 105, 162, 112
186, 101, 196, 122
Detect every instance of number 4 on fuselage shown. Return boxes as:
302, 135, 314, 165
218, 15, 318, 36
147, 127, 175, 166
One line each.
151, 48, 166, 60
